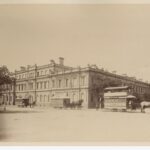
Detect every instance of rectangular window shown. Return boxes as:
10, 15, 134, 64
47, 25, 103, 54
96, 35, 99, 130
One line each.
31, 83, 33, 90
29, 83, 33, 90
10, 85, 12, 91
45, 70, 47, 75
18, 85, 20, 91
41, 71, 43, 76
36, 82, 39, 89
44, 81, 47, 89
24, 84, 26, 90
21, 84, 23, 91
40, 82, 43, 89
81, 76, 85, 86
66, 79, 69, 87
58, 80, 62, 88
37, 72, 39, 77
52, 80, 55, 88
47, 81, 49, 89
72, 78, 77, 87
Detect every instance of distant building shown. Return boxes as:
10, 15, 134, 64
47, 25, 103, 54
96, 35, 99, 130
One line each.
1, 57, 150, 108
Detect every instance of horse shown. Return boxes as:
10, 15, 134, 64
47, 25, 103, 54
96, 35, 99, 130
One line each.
140, 101, 150, 113
28, 98, 37, 108
75, 99, 83, 109
31, 101, 36, 107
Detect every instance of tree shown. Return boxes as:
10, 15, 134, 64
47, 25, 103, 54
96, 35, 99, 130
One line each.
95, 77, 122, 94
142, 93, 150, 101
0, 66, 13, 110
0, 66, 12, 93
92, 77, 122, 108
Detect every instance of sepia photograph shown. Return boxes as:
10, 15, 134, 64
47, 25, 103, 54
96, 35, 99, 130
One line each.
1, 0, 150, 146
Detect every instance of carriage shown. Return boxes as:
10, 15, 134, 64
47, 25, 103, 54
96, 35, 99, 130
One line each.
16, 98, 35, 107
50, 97, 70, 108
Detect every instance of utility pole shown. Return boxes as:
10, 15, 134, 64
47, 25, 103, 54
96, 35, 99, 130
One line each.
13, 73, 17, 105
34, 64, 37, 103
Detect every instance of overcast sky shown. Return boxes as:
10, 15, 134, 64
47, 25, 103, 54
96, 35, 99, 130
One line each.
0, 4, 150, 81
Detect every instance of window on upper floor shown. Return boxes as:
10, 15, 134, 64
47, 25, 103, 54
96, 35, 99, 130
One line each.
47, 81, 49, 88
10, 85, 12, 91
44, 81, 47, 89
45, 70, 47, 75
32, 73, 35, 77
52, 80, 55, 88
81, 76, 85, 86
24, 84, 26, 90
36, 82, 39, 89
29, 83, 33, 90
37, 72, 39, 77
18, 84, 20, 91
72, 78, 77, 87
40, 82, 43, 89
58, 79, 62, 88
65, 79, 69, 87
41, 71, 43, 76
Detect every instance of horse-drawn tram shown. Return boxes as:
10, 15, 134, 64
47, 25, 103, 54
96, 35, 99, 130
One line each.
104, 86, 136, 111
16, 98, 30, 107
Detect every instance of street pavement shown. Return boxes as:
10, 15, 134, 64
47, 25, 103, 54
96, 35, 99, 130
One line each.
0, 106, 150, 144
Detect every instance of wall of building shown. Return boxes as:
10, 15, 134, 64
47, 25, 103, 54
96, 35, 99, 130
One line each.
5, 64, 90, 108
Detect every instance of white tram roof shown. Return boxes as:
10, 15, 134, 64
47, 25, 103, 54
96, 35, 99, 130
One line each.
104, 86, 129, 91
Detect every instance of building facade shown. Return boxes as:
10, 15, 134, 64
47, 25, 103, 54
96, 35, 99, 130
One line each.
1, 57, 150, 108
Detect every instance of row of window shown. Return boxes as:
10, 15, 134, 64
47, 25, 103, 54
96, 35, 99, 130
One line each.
16, 69, 54, 80
91, 76, 148, 95
16, 77, 86, 91
36, 81, 49, 90
132, 86, 146, 94
17, 84, 26, 91
0, 84, 12, 90
36, 92, 85, 103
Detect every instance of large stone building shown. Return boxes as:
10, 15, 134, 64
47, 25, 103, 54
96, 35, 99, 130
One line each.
1, 57, 150, 108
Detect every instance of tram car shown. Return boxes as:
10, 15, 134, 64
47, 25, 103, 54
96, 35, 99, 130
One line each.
104, 86, 136, 110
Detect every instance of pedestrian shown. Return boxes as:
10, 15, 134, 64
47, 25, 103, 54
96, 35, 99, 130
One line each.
3, 101, 6, 111
96, 98, 100, 110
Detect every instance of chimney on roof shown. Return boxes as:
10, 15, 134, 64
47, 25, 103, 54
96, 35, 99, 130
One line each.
59, 57, 64, 66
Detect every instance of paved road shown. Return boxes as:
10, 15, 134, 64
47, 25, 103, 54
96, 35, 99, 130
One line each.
0, 106, 150, 144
